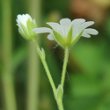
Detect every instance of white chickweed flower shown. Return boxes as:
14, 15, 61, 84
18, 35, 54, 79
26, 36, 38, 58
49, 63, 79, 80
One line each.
16, 14, 37, 40
34, 18, 98, 48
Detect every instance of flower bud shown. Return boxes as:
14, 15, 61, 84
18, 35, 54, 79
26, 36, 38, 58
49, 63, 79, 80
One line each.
16, 14, 37, 40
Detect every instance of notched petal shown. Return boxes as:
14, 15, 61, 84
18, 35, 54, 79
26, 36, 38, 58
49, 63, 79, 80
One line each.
72, 18, 86, 24
60, 18, 71, 26
81, 21, 95, 30
84, 28, 99, 35
82, 31, 91, 38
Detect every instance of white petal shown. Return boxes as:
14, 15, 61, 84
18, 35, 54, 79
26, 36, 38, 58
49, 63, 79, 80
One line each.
81, 21, 95, 30
47, 22, 61, 32
47, 22, 66, 36
47, 34, 54, 40
33, 27, 52, 34
60, 18, 72, 37
82, 28, 98, 38
16, 15, 22, 25
72, 18, 86, 37
82, 32, 91, 38
72, 27, 80, 37
72, 18, 86, 24
16, 14, 32, 27
60, 18, 71, 26
84, 28, 98, 35
25, 14, 32, 20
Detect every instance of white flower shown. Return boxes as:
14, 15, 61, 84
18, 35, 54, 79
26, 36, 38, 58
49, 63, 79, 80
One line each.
34, 18, 98, 48
16, 14, 37, 40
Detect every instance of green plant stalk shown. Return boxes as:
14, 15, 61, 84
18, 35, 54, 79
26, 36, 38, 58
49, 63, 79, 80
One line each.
57, 100, 64, 110
1, 0, 17, 110
57, 48, 69, 110
27, 0, 41, 109
36, 46, 56, 96
40, 57, 57, 95
27, 41, 39, 110
61, 48, 69, 88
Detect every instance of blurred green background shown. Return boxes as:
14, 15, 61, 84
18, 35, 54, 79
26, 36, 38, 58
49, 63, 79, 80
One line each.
1, 0, 110, 110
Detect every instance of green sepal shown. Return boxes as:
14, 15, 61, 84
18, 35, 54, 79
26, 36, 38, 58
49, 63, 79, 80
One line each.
71, 32, 83, 46
19, 23, 30, 40
53, 26, 74, 49
65, 26, 73, 47
27, 19, 37, 38
53, 30, 66, 48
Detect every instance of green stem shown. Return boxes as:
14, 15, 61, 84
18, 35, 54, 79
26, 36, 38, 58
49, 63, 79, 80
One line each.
57, 101, 64, 110
27, 41, 39, 110
36, 46, 56, 96
36, 46, 69, 110
61, 48, 69, 88
56, 48, 69, 110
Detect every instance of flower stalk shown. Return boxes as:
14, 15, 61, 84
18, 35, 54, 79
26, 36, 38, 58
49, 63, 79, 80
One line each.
36, 45, 56, 96
61, 48, 69, 88
56, 48, 69, 110
27, 40, 39, 110
57, 100, 64, 110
